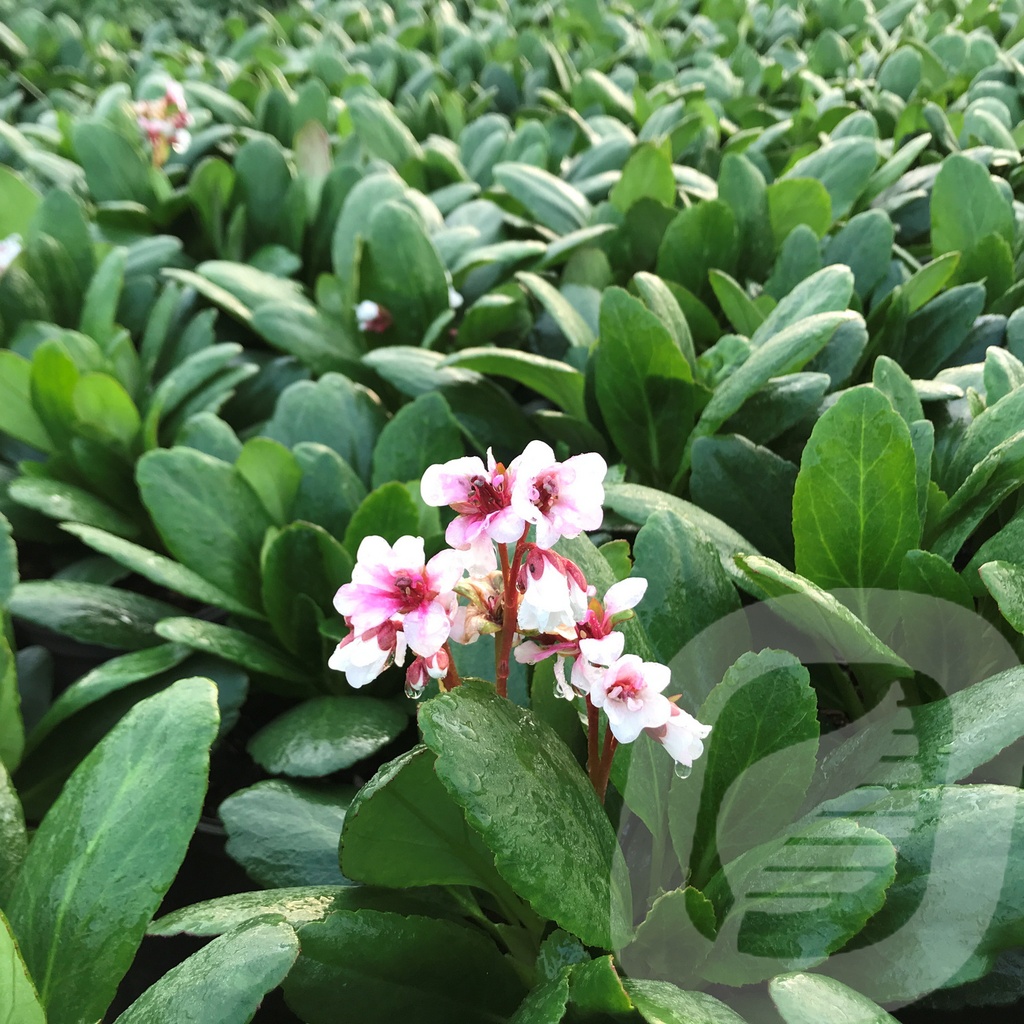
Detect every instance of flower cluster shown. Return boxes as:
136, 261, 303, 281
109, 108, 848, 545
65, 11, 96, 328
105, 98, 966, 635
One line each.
0, 234, 22, 278
133, 82, 193, 166
330, 441, 710, 791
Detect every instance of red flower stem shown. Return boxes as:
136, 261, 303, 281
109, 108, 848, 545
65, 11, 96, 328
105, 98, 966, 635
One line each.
495, 527, 529, 698
586, 697, 600, 783
442, 642, 461, 691
594, 727, 618, 805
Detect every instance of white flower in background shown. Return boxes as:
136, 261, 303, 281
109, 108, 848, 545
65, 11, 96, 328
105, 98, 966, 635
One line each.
448, 286, 464, 310
356, 300, 392, 333
0, 234, 23, 277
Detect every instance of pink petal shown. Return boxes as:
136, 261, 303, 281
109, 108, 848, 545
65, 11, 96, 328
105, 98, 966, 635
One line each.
421, 456, 485, 505
403, 600, 453, 657
604, 577, 647, 615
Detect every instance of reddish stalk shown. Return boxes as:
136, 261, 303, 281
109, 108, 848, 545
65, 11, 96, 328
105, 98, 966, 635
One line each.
586, 697, 600, 783
495, 527, 529, 698
593, 727, 618, 805
441, 642, 461, 691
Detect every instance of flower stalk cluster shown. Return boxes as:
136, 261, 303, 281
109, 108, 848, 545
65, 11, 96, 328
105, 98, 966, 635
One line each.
132, 81, 192, 166
330, 442, 710, 799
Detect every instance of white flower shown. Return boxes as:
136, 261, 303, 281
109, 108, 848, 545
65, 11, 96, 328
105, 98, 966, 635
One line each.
590, 654, 674, 743
651, 704, 712, 767
448, 286, 464, 310
328, 621, 407, 688
0, 234, 23, 277
516, 547, 589, 634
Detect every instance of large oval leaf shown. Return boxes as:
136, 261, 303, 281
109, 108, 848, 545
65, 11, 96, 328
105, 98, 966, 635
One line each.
418, 681, 631, 949
7, 678, 219, 1024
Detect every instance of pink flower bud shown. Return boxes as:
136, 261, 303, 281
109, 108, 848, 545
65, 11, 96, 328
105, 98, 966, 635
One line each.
356, 300, 393, 333
516, 547, 589, 634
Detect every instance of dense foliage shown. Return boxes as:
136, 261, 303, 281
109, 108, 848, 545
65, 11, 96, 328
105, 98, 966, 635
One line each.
5, 0, 1024, 1021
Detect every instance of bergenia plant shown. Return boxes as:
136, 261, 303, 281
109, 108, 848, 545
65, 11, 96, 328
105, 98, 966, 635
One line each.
132, 80, 193, 166
330, 441, 711, 798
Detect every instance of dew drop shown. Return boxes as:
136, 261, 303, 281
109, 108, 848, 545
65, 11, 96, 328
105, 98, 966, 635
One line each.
673, 762, 692, 780
405, 681, 425, 700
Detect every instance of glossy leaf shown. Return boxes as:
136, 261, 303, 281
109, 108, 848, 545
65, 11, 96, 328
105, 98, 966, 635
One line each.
624, 979, 748, 1024
220, 780, 354, 888
419, 681, 631, 949
0, 910, 45, 1024
137, 447, 274, 605
248, 696, 407, 777
769, 972, 898, 1024
7, 678, 219, 1024
112, 919, 298, 1024
284, 909, 525, 1024
342, 745, 503, 891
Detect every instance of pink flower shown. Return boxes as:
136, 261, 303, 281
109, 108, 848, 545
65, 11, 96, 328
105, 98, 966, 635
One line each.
647, 704, 712, 768
356, 300, 393, 333
509, 441, 607, 548
328, 620, 406, 687
570, 632, 625, 697
516, 546, 589, 634
133, 82, 192, 164
333, 535, 463, 657
590, 654, 674, 743
421, 450, 525, 571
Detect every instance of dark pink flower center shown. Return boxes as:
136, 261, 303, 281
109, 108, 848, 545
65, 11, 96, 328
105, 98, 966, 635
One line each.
530, 471, 559, 515
609, 667, 644, 704
392, 572, 432, 613
454, 472, 510, 516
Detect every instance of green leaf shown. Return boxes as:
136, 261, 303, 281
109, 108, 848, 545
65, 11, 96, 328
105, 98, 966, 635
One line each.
784, 138, 878, 220
630, 510, 743, 700
950, 386, 1024, 490
610, 143, 676, 213
631, 271, 697, 371
691, 435, 798, 566
695, 312, 855, 439
701, 817, 896, 985
347, 94, 423, 166
362, 201, 451, 347
826, 786, 1024, 1003
137, 447, 274, 606
810, 664, 1024, 807
220, 780, 353, 888
767, 178, 833, 245
493, 162, 591, 234
931, 153, 1015, 259
370, 392, 463, 488
624, 979, 749, 1024
749, 266, 854, 349
153, 618, 309, 686
735, 555, 911, 679
595, 287, 695, 488
8, 581, 178, 650
872, 354, 924, 424
770, 972, 898, 1024
149, 887, 454, 939
717, 152, 773, 278
900, 251, 961, 314
0, 510, 15, 610
263, 373, 386, 485
72, 372, 140, 453
0, 351, 54, 452
670, 651, 819, 891
656, 200, 738, 301
442, 349, 586, 420
343, 482, 421, 552
248, 696, 407, 777
979, 561, 1024, 633
0, 761, 27, 904
0, 166, 40, 236
112, 919, 298, 1024
284, 909, 525, 1024
7, 678, 219, 1024
418, 681, 632, 949
0, 636, 23, 773
516, 271, 596, 349
61, 524, 263, 619
568, 955, 632, 1014
604, 483, 759, 586
620, 888, 716, 988
261, 521, 351, 657
79, 247, 126, 347
793, 387, 920, 592
823, 210, 894, 297
899, 548, 972, 609
233, 437, 302, 527
509, 973, 571, 1024
709, 270, 763, 337
71, 121, 153, 205
0, 910, 45, 1024
341, 745, 504, 890
24, 644, 193, 753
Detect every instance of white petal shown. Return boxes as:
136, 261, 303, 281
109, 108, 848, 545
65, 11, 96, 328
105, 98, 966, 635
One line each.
603, 577, 647, 615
